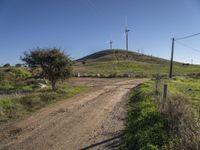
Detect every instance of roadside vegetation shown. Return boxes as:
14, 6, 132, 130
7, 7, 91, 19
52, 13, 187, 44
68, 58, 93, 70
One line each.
0, 84, 85, 126
166, 77, 200, 116
0, 67, 32, 92
121, 84, 169, 150
0, 48, 86, 126
22, 48, 72, 90
1, 48, 200, 149
121, 77, 200, 150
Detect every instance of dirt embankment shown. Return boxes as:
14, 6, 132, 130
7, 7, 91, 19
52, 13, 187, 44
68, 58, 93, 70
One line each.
0, 78, 145, 150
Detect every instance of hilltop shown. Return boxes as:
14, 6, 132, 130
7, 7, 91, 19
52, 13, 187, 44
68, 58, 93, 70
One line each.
74, 49, 200, 77
77, 49, 169, 64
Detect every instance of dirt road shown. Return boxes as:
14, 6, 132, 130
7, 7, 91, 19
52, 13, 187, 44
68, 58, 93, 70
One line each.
0, 78, 145, 150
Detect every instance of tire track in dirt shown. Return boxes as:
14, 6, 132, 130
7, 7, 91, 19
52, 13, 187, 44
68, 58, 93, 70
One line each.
0, 78, 145, 150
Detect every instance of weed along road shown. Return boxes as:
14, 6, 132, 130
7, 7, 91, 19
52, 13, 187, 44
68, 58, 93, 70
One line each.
0, 78, 145, 150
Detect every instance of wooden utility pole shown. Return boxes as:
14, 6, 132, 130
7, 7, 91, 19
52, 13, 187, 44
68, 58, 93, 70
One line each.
169, 38, 175, 78
168, 33, 200, 78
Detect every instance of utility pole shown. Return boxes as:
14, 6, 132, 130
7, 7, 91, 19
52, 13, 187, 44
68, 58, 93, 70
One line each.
109, 40, 113, 49
125, 28, 130, 50
168, 32, 200, 78
169, 38, 175, 78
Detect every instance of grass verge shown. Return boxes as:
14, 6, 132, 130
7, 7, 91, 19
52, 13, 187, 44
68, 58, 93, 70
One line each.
121, 83, 169, 150
121, 79, 200, 150
0, 85, 86, 126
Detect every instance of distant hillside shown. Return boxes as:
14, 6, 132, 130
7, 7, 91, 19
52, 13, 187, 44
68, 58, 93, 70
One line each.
77, 49, 169, 64
74, 49, 200, 77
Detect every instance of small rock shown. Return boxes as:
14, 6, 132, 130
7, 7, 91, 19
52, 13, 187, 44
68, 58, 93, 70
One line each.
96, 73, 101, 77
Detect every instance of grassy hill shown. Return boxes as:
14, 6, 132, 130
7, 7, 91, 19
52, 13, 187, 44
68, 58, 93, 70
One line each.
74, 49, 200, 77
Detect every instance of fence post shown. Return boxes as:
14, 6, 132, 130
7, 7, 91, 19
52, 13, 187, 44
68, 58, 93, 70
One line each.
163, 84, 168, 99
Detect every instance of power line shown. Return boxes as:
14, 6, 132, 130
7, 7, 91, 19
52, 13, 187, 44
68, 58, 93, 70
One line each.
175, 33, 200, 41
176, 41, 200, 53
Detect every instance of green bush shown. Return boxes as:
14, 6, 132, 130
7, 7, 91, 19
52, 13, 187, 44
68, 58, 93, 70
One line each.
0, 81, 14, 90
39, 92, 57, 103
19, 95, 44, 111
0, 99, 24, 121
0, 99, 16, 118
143, 144, 159, 150
8, 68, 31, 79
0, 68, 32, 91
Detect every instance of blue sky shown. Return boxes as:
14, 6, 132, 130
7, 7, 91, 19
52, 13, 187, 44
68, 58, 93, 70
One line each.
0, 0, 200, 65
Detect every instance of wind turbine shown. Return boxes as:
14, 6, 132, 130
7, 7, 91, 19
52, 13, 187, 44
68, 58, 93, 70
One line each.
123, 17, 130, 51
105, 36, 113, 49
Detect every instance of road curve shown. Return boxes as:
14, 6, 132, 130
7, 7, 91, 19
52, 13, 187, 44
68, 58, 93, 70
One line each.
0, 78, 145, 150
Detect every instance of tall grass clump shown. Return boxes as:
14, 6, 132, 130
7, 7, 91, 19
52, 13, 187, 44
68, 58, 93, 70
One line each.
156, 95, 200, 150
154, 77, 200, 150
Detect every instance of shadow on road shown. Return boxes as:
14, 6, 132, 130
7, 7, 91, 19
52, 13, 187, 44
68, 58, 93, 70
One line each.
80, 133, 122, 150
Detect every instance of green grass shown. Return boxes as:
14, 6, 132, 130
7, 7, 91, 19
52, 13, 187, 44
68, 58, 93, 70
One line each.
0, 67, 31, 80
0, 84, 86, 125
0, 67, 33, 92
163, 77, 200, 117
74, 60, 200, 77
0, 82, 34, 92
75, 49, 200, 77
121, 78, 200, 149
121, 83, 169, 150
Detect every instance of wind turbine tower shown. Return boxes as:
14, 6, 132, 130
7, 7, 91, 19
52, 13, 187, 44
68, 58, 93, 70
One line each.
125, 27, 130, 50
109, 40, 113, 49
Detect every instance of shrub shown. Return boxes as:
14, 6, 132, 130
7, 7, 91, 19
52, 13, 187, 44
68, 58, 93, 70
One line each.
0, 99, 21, 120
3, 64, 11, 68
143, 144, 159, 150
8, 68, 31, 79
19, 95, 44, 111
187, 72, 200, 79
123, 73, 130, 77
156, 95, 200, 150
0, 81, 14, 90
39, 92, 57, 103
15, 64, 22, 67
81, 61, 86, 64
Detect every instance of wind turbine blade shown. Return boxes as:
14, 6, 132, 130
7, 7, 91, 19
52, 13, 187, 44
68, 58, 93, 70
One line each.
122, 33, 126, 39
125, 16, 128, 27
